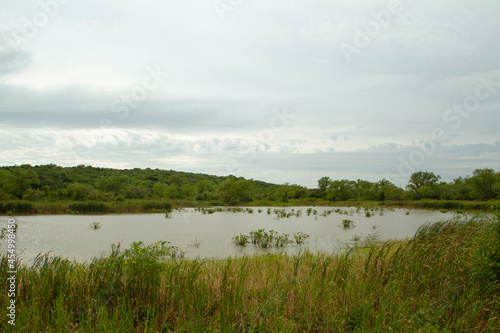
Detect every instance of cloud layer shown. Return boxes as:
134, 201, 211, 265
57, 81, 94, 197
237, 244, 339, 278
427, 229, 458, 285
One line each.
1, 0, 499, 187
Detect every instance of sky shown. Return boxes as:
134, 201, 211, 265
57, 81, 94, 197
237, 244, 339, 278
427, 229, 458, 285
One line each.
0, 0, 499, 188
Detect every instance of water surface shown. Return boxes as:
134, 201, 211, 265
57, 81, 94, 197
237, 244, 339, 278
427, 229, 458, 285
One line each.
0, 207, 457, 264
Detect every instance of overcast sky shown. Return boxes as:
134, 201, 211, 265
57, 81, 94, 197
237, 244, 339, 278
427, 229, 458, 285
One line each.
1, 0, 499, 187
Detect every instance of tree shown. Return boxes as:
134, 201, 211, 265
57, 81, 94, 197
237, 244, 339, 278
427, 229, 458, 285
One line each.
98, 175, 129, 194
6, 166, 41, 199
407, 171, 441, 199
326, 180, 355, 201
376, 179, 405, 201
124, 185, 148, 199
275, 183, 293, 202
152, 182, 169, 198
217, 178, 254, 204
194, 180, 216, 201
318, 177, 331, 192
22, 189, 46, 201
66, 183, 94, 201
469, 168, 498, 200
165, 184, 180, 199
354, 179, 377, 201
0, 170, 16, 199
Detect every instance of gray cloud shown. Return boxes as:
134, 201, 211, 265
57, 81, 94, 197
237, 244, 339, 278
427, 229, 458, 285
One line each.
0, 31, 32, 77
0, 0, 499, 186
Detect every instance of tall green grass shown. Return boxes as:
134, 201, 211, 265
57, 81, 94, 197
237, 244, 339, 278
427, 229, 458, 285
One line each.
1, 199, 499, 215
0, 202, 33, 214
380, 200, 500, 212
1, 215, 499, 332
0, 200, 176, 215
69, 202, 108, 214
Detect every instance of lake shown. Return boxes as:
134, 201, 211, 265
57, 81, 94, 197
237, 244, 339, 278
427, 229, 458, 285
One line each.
1, 207, 458, 264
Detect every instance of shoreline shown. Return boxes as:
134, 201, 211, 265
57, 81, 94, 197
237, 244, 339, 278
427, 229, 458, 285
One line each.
0, 199, 498, 216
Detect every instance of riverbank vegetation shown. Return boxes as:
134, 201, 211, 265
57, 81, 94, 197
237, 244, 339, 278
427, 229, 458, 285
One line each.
1, 214, 499, 331
0, 164, 498, 214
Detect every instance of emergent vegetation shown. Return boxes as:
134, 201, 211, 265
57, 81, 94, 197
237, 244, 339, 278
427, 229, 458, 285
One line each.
234, 229, 310, 248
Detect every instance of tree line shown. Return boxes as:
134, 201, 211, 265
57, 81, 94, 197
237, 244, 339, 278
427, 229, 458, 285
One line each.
0, 164, 498, 204
316, 169, 499, 202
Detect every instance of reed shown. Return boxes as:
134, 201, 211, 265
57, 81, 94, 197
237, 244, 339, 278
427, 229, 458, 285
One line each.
1, 215, 499, 332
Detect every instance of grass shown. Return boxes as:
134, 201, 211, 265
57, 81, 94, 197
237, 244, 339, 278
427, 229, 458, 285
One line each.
1, 215, 500, 332
0, 200, 175, 215
1, 199, 499, 215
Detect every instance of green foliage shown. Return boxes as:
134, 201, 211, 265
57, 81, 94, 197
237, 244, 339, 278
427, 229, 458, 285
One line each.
217, 177, 255, 203
274, 183, 307, 202
406, 171, 441, 199
0, 164, 498, 207
470, 168, 498, 200
0, 165, 281, 205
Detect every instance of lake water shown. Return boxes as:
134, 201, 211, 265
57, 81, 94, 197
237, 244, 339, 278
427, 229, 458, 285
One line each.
1, 207, 458, 264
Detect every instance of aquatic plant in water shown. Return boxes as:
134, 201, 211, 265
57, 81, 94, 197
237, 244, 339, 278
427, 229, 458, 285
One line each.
293, 231, 310, 244
232, 234, 250, 246
240, 229, 309, 248
88, 222, 101, 230
188, 238, 201, 248
341, 219, 354, 228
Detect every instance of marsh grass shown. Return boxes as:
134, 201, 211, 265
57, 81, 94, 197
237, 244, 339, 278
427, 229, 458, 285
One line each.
1, 215, 499, 332
1, 199, 498, 216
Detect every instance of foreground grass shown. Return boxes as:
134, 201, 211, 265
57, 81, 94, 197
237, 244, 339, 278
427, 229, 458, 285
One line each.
1, 215, 500, 332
